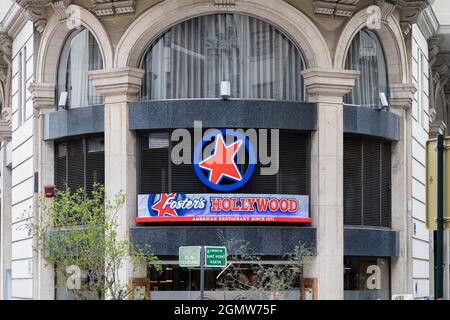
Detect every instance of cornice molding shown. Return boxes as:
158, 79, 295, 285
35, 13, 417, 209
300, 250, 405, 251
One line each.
313, 0, 360, 18
89, 67, 144, 102
15, 0, 51, 33
91, 0, 136, 17
416, 6, 439, 40
392, 0, 430, 36
390, 83, 417, 111
302, 68, 360, 102
28, 82, 55, 114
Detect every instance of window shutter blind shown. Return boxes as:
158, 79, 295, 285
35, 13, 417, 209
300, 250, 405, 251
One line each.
56, 143, 68, 190
381, 142, 391, 227
344, 135, 392, 228
139, 130, 310, 195
344, 137, 362, 225
140, 132, 170, 194
67, 139, 85, 192
55, 136, 105, 194
86, 137, 105, 195
362, 140, 382, 226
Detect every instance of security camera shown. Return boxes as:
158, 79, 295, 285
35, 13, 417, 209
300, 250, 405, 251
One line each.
379, 92, 389, 110
220, 81, 231, 99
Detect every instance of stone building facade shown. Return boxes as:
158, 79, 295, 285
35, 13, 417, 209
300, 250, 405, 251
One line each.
0, 0, 442, 300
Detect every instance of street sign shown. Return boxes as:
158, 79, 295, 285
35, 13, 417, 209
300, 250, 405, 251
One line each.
204, 246, 227, 268
426, 138, 450, 230
178, 246, 201, 267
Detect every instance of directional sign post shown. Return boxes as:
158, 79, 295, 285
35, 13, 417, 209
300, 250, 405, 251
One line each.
178, 246, 201, 267
205, 246, 227, 268
179, 245, 227, 300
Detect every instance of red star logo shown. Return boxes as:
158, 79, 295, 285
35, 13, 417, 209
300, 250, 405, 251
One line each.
199, 134, 243, 184
151, 193, 178, 217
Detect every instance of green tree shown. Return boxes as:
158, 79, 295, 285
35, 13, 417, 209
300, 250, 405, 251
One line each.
216, 232, 313, 300
30, 183, 160, 300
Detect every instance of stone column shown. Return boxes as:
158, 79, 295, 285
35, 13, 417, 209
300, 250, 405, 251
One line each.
302, 68, 359, 300
28, 82, 56, 300
89, 67, 145, 296
389, 83, 416, 296
0, 120, 11, 299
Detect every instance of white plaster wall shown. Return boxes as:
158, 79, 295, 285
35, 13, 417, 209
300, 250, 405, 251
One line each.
10, 21, 35, 300
410, 24, 431, 299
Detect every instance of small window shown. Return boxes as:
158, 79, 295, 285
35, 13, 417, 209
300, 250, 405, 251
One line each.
344, 28, 389, 109
57, 28, 104, 109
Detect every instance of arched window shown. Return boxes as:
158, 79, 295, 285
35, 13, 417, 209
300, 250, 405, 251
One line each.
345, 28, 389, 109
57, 28, 103, 109
140, 14, 305, 101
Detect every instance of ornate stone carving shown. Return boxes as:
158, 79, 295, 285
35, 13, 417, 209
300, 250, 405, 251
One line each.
313, 0, 360, 18
428, 49, 450, 135
393, 0, 430, 36
52, 0, 71, 19
91, 0, 136, 17
15, 0, 51, 33
313, 0, 359, 18
390, 83, 417, 111
0, 33, 12, 126
377, 0, 396, 24
214, 0, 235, 6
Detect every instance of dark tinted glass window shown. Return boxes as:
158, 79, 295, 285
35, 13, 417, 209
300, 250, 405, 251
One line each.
344, 136, 391, 227
57, 28, 103, 109
55, 136, 105, 192
345, 28, 389, 109
140, 14, 305, 101
139, 130, 310, 195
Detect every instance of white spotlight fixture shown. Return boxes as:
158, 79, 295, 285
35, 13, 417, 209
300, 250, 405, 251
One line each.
379, 92, 389, 110
58, 91, 68, 109
220, 81, 231, 99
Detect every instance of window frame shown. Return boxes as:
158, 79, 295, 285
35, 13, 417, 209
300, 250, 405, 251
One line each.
138, 13, 307, 102
56, 28, 104, 110
344, 28, 390, 110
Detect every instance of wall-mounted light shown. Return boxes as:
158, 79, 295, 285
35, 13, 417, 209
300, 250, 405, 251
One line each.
58, 91, 68, 109
379, 92, 388, 110
220, 81, 231, 99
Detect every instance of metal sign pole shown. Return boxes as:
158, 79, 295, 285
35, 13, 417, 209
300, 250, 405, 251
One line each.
436, 134, 444, 299
200, 246, 205, 300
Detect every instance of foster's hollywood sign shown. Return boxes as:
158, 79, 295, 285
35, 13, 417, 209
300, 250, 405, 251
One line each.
136, 193, 310, 223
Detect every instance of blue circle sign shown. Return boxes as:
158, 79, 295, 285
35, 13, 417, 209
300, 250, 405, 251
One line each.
193, 129, 256, 192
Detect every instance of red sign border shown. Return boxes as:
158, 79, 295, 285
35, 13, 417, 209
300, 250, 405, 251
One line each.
135, 216, 312, 223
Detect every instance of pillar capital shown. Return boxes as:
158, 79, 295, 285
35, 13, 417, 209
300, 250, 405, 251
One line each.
429, 120, 447, 137
301, 68, 359, 103
390, 83, 417, 111
0, 119, 11, 141
89, 67, 145, 103
28, 82, 55, 114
